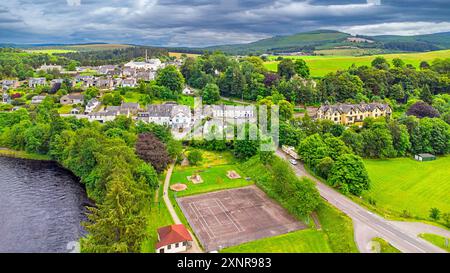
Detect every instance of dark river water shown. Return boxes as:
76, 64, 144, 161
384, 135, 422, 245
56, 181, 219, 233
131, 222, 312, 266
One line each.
0, 156, 90, 253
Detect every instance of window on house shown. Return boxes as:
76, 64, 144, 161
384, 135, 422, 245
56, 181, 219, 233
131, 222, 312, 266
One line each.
168, 244, 172, 250
175, 243, 179, 248
183, 242, 187, 246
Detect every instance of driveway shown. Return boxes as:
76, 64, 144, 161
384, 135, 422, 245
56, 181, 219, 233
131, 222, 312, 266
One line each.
276, 149, 449, 253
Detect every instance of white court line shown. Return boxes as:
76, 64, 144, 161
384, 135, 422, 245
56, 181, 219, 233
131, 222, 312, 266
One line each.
215, 199, 243, 233
190, 202, 215, 239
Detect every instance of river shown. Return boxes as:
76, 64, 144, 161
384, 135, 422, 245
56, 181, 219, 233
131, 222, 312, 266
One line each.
0, 156, 90, 253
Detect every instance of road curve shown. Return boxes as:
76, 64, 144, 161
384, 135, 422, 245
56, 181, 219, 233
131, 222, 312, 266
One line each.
276, 149, 448, 253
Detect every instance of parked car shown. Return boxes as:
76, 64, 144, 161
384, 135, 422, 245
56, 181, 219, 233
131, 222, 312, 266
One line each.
290, 159, 298, 165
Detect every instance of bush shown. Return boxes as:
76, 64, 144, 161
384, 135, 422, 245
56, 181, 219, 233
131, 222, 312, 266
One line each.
187, 149, 203, 166
429, 208, 441, 221
327, 154, 371, 196
316, 157, 334, 179
240, 156, 321, 218
407, 102, 440, 118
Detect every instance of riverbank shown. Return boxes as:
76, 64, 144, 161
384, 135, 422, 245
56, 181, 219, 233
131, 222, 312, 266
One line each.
0, 148, 51, 161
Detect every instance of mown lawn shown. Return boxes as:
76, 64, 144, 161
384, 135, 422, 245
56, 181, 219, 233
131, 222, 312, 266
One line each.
221, 230, 331, 253
372, 238, 401, 253
419, 234, 449, 252
362, 157, 450, 222
265, 49, 450, 77
123, 91, 143, 104
58, 104, 74, 114
170, 164, 252, 197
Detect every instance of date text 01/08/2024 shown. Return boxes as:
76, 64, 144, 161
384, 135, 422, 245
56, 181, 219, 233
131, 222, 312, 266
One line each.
177, 257, 272, 271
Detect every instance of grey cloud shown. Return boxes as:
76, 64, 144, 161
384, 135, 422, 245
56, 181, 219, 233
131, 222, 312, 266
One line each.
0, 0, 449, 46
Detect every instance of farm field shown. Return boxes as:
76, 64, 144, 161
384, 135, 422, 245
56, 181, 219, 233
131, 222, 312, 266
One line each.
362, 157, 450, 222
169, 52, 201, 59
264, 49, 450, 77
221, 229, 331, 253
27, 49, 76, 54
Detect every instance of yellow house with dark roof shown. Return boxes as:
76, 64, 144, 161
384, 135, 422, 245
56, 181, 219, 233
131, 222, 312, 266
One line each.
316, 103, 392, 125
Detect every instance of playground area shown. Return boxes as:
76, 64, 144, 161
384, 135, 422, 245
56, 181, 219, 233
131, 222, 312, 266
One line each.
177, 185, 306, 252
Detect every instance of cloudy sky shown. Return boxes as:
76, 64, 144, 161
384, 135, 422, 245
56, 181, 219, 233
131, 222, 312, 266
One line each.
0, 0, 449, 47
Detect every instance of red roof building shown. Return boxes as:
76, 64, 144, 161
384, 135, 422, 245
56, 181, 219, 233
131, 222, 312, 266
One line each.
156, 224, 193, 253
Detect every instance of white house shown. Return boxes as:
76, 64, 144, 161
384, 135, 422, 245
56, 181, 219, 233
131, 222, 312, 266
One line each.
85, 98, 100, 114
87, 110, 118, 123
138, 103, 192, 129
31, 95, 47, 104
71, 108, 81, 115
60, 94, 84, 105
1, 80, 20, 90
124, 58, 162, 71
38, 64, 62, 72
29, 78, 47, 88
182, 86, 194, 95
209, 105, 256, 120
121, 78, 137, 88
156, 224, 193, 253
2, 92, 11, 104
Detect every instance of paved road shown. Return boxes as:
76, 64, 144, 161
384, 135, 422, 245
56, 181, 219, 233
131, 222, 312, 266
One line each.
276, 149, 449, 253
220, 96, 251, 105
162, 162, 203, 253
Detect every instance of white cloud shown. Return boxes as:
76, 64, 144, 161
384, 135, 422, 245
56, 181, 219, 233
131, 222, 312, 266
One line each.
67, 0, 81, 7
339, 21, 450, 36
367, 0, 381, 6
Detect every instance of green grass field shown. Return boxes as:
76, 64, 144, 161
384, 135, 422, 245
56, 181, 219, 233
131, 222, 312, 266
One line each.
265, 49, 450, 77
58, 104, 74, 114
221, 229, 331, 253
362, 157, 450, 222
170, 164, 253, 197
419, 234, 449, 252
123, 91, 143, 104
372, 238, 401, 253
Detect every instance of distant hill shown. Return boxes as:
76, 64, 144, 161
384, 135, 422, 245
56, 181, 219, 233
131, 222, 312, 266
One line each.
206, 30, 354, 55
3, 30, 450, 56
203, 30, 450, 55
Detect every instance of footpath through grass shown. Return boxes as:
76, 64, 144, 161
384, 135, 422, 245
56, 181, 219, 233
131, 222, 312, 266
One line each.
419, 234, 449, 252
362, 157, 450, 224
141, 178, 174, 253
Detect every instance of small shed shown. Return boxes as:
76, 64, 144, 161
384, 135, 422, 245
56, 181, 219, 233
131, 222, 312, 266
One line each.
415, 153, 436, 162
